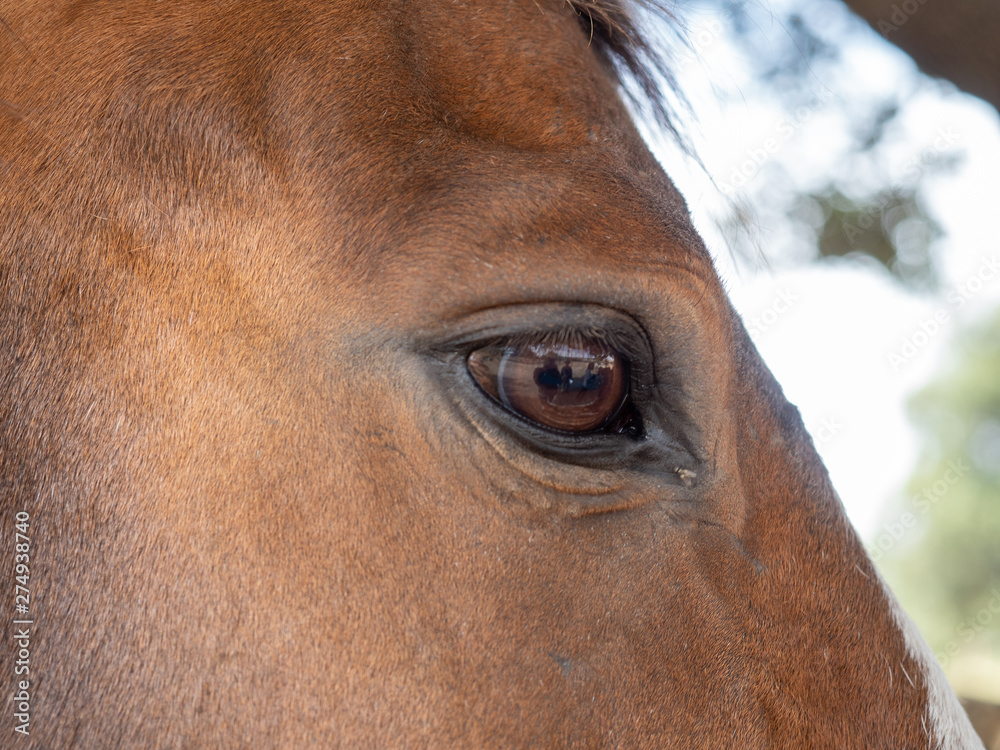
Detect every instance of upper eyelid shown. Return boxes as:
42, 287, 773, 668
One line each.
422, 303, 654, 353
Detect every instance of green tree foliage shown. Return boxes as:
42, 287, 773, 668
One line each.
876, 309, 1000, 672
790, 185, 942, 289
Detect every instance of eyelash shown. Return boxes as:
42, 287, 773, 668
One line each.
484, 327, 626, 352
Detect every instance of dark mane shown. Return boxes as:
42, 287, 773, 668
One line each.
567, 0, 687, 146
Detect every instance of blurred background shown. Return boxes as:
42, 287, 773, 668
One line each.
640, 0, 1000, 740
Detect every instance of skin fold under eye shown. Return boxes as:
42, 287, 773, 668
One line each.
466, 333, 634, 434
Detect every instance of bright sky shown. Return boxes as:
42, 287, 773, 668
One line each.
643, 0, 1000, 540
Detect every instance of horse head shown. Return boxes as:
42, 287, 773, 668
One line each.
0, 0, 982, 746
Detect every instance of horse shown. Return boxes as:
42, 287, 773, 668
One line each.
0, 0, 984, 746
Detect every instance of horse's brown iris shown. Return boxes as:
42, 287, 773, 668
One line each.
467, 337, 628, 433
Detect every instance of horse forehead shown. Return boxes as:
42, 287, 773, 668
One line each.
27, 0, 606, 124
136, 0, 625, 147
43, 1, 684, 252
327, 0, 629, 146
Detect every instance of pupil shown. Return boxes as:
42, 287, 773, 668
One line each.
535, 361, 563, 390
533, 360, 604, 394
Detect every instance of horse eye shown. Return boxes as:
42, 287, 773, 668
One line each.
467, 338, 630, 433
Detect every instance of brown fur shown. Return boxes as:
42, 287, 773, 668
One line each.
0, 0, 979, 747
